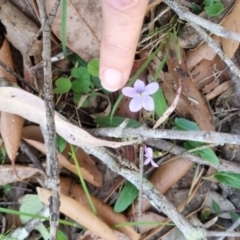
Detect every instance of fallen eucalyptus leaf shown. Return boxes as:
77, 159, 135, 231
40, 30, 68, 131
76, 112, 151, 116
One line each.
0, 87, 136, 148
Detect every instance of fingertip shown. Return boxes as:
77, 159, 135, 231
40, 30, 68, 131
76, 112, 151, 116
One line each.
100, 68, 126, 91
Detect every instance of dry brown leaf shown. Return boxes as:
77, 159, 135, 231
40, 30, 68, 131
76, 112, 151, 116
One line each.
205, 80, 233, 101
37, 187, 118, 240
0, 165, 44, 185
149, 60, 189, 116
44, 0, 101, 61
22, 125, 103, 187
190, 56, 229, 90
0, 0, 41, 64
186, 35, 220, 70
221, 0, 240, 58
22, 126, 44, 143
166, 43, 215, 131
60, 177, 140, 240
202, 79, 220, 94
24, 139, 102, 187
0, 87, 136, 148
0, 39, 24, 176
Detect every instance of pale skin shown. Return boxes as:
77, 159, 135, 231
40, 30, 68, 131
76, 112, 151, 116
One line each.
100, 0, 149, 91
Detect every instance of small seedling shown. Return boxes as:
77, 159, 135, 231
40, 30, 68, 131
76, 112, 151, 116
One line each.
204, 0, 224, 16
54, 58, 101, 107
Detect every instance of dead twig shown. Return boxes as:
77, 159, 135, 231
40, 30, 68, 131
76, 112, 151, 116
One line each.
38, 0, 61, 239
147, 139, 240, 174
88, 127, 240, 146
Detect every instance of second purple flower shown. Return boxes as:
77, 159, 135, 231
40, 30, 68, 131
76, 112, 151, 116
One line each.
122, 79, 159, 112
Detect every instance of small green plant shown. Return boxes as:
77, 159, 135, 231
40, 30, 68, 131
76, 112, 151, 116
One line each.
54, 58, 101, 107
114, 181, 138, 213
173, 118, 219, 164
191, 0, 224, 17
204, 0, 224, 16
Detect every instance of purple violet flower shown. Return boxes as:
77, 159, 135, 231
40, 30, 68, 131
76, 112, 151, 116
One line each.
122, 79, 159, 112
144, 146, 158, 168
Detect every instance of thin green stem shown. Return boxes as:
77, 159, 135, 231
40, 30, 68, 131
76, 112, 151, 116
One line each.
70, 145, 97, 215
0, 207, 79, 228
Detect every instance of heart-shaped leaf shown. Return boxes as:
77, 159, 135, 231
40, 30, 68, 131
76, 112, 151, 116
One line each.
53, 77, 72, 94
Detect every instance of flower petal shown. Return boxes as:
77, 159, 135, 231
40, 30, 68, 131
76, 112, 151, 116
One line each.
143, 82, 159, 95
145, 147, 153, 158
134, 80, 145, 92
129, 97, 142, 112
144, 158, 151, 165
142, 95, 154, 111
122, 87, 138, 98
150, 159, 158, 168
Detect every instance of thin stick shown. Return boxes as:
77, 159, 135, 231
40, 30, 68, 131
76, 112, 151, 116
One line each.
89, 127, 240, 146
163, 0, 240, 42
0, 60, 38, 93
137, 146, 144, 231
38, 0, 61, 239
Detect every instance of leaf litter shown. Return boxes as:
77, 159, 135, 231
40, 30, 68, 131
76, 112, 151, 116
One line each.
1, 0, 240, 239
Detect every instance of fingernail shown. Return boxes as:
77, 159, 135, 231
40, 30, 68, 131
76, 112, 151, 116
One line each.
101, 68, 124, 91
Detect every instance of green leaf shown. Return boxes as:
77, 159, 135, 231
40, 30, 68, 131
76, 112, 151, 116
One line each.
57, 229, 68, 240
19, 195, 44, 223
71, 66, 89, 79
201, 208, 211, 220
174, 118, 219, 164
73, 92, 83, 104
3, 184, 11, 193
152, 88, 168, 117
70, 53, 88, 67
230, 212, 239, 222
56, 135, 67, 153
184, 141, 219, 164
82, 99, 89, 108
53, 78, 72, 94
198, 147, 219, 164
174, 118, 199, 131
205, 2, 224, 17
114, 181, 138, 213
212, 200, 221, 214
94, 116, 141, 128
71, 68, 91, 93
214, 172, 240, 189
87, 58, 99, 77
